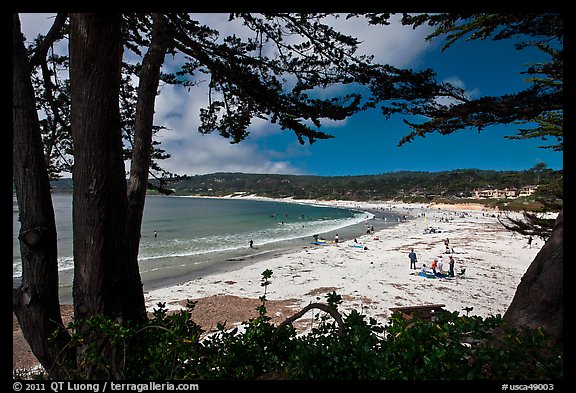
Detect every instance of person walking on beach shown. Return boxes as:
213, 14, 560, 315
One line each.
334, 234, 339, 244
527, 236, 533, 249
409, 249, 418, 269
249, 239, 254, 248
448, 256, 455, 277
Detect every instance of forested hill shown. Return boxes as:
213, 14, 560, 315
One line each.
139, 168, 560, 202
48, 168, 560, 202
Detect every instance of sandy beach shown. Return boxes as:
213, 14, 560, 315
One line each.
145, 198, 543, 327
14, 198, 548, 373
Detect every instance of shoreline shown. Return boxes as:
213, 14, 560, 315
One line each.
139, 199, 404, 295
55, 196, 402, 304
41, 196, 536, 317
144, 198, 543, 320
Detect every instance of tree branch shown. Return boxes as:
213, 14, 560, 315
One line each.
29, 13, 68, 69
272, 302, 345, 344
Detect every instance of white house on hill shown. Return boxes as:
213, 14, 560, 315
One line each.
473, 185, 538, 199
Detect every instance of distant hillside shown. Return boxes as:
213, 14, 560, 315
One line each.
145, 169, 560, 202
48, 169, 560, 204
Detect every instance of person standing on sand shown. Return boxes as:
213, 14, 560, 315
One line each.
431, 259, 438, 274
249, 239, 254, 248
334, 234, 339, 244
444, 238, 450, 253
409, 249, 418, 269
437, 257, 445, 274
449, 256, 455, 277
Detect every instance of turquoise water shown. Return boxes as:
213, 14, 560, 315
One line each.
138, 195, 364, 262
14, 194, 392, 292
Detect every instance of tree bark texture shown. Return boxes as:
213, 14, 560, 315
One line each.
69, 13, 144, 323
12, 13, 72, 378
503, 209, 563, 348
125, 14, 170, 321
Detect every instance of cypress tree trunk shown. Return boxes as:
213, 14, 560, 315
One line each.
12, 12, 73, 378
503, 209, 563, 348
69, 13, 145, 324
125, 14, 170, 320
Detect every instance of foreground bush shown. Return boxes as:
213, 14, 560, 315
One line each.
37, 271, 561, 380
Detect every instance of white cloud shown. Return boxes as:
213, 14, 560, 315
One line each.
152, 84, 306, 175
328, 14, 434, 68
159, 134, 304, 175
444, 76, 481, 98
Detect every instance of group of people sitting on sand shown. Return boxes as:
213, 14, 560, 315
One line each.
409, 244, 464, 279
420, 256, 455, 277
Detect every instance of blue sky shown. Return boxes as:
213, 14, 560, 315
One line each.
19, 13, 563, 177
291, 35, 564, 176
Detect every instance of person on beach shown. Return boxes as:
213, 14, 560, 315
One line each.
431, 259, 438, 274
527, 236, 533, 249
449, 256, 455, 277
409, 249, 418, 269
444, 238, 450, 253
154, 230, 158, 238
437, 257, 445, 274
249, 239, 254, 248
334, 234, 339, 244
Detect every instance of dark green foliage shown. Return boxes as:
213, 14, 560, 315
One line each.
54, 300, 205, 379
195, 312, 286, 379
137, 169, 561, 207
46, 272, 562, 380
125, 301, 204, 379
285, 309, 386, 379
380, 311, 562, 380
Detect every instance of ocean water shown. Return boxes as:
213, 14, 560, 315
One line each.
13, 193, 396, 297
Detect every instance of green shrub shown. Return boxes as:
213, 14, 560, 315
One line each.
378, 311, 562, 380
47, 270, 562, 380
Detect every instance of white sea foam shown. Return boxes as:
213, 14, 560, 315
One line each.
13, 194, 382, 291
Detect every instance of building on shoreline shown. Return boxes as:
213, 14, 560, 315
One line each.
473, 185, 538, 199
